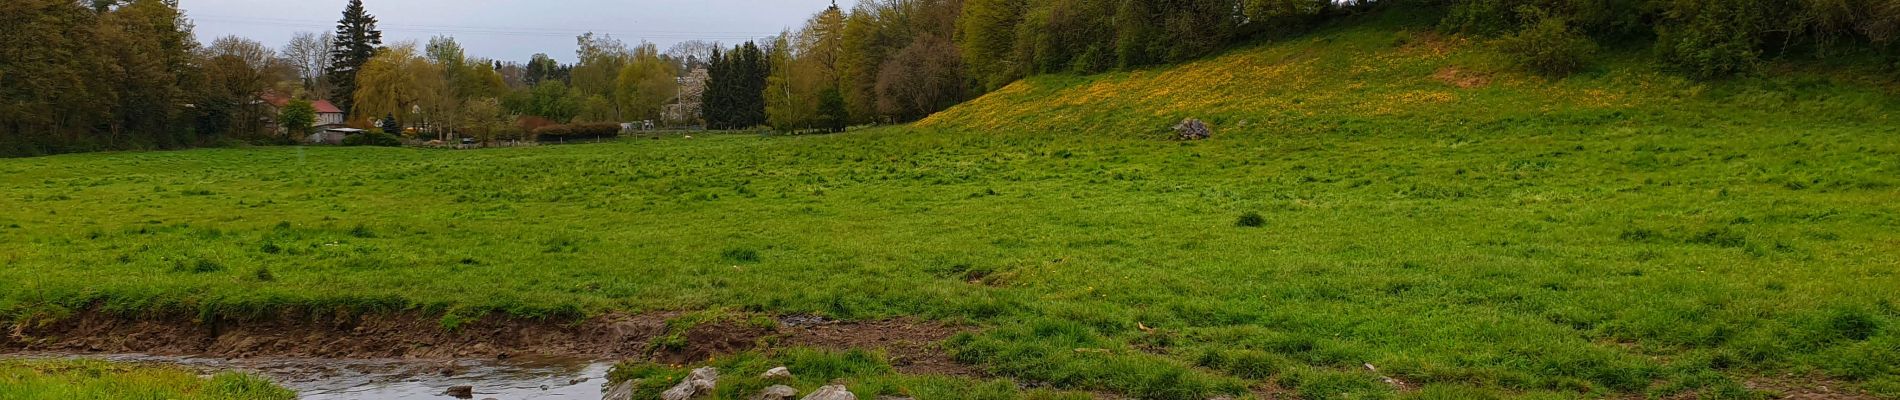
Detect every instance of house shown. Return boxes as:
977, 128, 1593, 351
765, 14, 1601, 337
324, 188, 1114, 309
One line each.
259, 93, 346, 133
661, 67, 709, 126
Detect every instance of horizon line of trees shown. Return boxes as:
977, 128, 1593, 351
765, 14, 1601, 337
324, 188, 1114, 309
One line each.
8, 0, 1899, 156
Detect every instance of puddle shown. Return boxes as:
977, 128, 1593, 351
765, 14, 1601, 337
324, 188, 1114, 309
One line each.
8, 353, 613, 400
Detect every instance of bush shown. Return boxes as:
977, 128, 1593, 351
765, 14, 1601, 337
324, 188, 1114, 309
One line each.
1654, 0, 1781, 78
342, 131, 403, 147
1498, 11, 1596, 76
1236, 212, 1266, 227
532, 123, 623, 141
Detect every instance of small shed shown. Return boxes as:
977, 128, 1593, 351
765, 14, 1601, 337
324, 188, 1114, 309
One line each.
308, 128, 364, 145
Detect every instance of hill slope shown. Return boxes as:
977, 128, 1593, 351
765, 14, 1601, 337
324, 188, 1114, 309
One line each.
2, 17, 1898, 400
921, 16, 1899, 139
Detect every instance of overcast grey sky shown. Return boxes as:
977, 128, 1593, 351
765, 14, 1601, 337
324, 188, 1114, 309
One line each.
181, 0, 840, 63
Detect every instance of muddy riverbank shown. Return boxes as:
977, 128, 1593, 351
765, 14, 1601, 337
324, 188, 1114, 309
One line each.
3, 310, 975, 375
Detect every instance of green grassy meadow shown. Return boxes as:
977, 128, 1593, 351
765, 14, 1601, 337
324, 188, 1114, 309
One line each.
0, 359, 294, 400
3, 15, 1899, 399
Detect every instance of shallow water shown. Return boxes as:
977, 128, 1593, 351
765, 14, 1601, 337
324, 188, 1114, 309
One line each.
12, 353, 613, 400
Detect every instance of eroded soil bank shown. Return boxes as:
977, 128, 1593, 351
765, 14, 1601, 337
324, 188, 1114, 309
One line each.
2, 310, 976, 376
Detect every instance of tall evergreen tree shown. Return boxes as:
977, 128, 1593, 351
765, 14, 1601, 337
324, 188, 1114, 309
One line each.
326, 0, 382, 114
701, 48, 728, 128
525, 53, 568, 86
702, 42, 771, 129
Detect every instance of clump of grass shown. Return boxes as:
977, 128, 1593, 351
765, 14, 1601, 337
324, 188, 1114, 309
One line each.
348, 224, 375, 238
252, 267, 274, 282
172, 259, 224, 274
722, 248, 760, 263
1823, 308, 1879, 342
1235, 212, 1266, 228
1195, 349, 1283, 379
1619, 228, 1660, 242
1688, 228, 1747, 248
0, 359, 295, 400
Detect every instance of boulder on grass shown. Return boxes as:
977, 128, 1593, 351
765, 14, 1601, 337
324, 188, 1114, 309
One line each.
755, 385, 799, 400
662, 367, 721, 400
1173, 118, 1213, 140
800, 384, 856, 400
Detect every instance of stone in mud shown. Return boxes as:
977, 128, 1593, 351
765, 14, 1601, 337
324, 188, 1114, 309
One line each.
444, 385, 474, 398
762, 366, 793, 380
801, 384, 856, 400
755, 384, 799, 400
603, 379, 637, 400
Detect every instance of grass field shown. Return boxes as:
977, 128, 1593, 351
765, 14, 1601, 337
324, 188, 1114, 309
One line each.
3, 13, 1898, 399
0, 359, 293, 400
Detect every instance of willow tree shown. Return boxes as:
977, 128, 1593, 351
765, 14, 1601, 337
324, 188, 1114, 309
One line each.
614, 42, 677, 122
351, 44, 444, 133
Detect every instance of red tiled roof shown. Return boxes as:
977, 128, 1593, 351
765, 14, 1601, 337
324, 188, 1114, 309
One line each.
260, 93, 292, 108
259, 92, 344, 114
310, 100, 343, 114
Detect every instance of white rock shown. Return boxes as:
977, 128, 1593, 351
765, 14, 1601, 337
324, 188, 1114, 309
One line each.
755, 384, 799, 400
762, 366, 793, 380
800, 385, 856, 400
662, 367, 720, 400
662, 381, 698, 400
689, 367, 720, 391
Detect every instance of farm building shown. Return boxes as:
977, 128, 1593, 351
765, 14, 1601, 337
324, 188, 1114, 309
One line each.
259, 93, 346, 133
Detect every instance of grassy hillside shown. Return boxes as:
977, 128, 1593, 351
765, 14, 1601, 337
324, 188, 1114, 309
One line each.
3, 15, 1898, 399
0, 359, 293, 399
925, 24, 1899, 138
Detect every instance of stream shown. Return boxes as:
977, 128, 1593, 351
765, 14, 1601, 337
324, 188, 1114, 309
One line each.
11, 353, 614, 400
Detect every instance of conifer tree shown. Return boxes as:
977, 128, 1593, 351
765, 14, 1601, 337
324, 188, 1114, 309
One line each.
326, 0, 382, 114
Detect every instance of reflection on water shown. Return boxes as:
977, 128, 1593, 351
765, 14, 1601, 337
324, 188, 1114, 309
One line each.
11, 353, 612, 400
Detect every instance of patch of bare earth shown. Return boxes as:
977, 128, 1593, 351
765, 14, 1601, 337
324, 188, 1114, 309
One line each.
1400, 31, 1465, 58
3, 310, 974, 376
1744, 375, 1881, 399
1434, 66, 1491, 89
778, 316, 978, 376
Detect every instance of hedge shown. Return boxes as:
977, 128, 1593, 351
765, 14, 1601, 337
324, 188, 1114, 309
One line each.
533, 123, 623, 140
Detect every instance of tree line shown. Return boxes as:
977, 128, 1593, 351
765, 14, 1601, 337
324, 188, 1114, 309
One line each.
7, 0, 1898, 156
0, 0, 703, 156
1438, 0, 1900, 77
